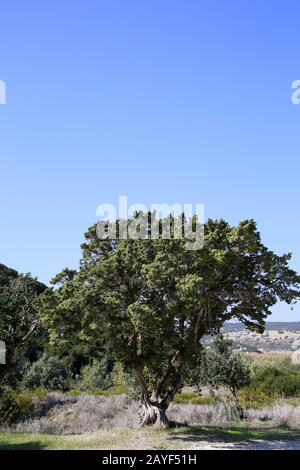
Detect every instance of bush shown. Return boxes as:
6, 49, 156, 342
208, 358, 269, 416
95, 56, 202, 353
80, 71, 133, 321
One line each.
110, 362, 139, 398
0, 388, 21, 425
194, 335, 250, 400
173, 392, 215, 405
249, 361, 300, 398
22, 354, 70, 391
0, 386, 51, 426
238, 388, 274, 409
66, 385, 128, 397
78, 358, 112, 390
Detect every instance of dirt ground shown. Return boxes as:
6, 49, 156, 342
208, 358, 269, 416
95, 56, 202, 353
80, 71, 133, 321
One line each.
1, 426, 300, 450
190, 439, 300, 450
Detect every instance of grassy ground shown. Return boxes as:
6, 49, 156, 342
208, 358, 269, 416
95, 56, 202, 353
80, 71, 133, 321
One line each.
0, 424, 299, 450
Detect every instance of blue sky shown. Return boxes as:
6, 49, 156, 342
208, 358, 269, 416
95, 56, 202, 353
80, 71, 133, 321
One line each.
0, 0, 299, 321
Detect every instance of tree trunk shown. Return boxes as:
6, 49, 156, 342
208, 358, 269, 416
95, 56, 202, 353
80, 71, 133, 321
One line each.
138, 399, 169, 428
230, 387, 245, 420
132, 366, 183, 429
132, 367, 170, 428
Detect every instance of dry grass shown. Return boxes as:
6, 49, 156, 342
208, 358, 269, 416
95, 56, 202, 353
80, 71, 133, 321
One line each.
2, 392, 300, 450
168, 401, 240, 425
15, 393, 137, 434
10, 392, 300, 435
246, 404, 300, 427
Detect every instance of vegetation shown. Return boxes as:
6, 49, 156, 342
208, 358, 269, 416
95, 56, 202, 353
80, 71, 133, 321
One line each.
1, 418, 300, 450
0, 263, 18, 287
246, 356, 300, 398
195, 336, 250, 402
39, 215, 300, 427
1, 215, 300, 437
22, 354, 70, 392
0, 268, 46, 389
78, 358, 113, 390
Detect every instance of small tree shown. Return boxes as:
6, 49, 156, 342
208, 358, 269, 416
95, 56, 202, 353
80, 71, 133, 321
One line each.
40, 215, 300, 427
0, 273, 46, 387
195, 336, 250, 404
79, 357, 112, 390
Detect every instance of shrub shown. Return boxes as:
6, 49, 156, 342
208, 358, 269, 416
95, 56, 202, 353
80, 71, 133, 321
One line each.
100, 384, 128, 396
22, 354, 70, 391
0, 386, 51, 426
65, 384, 128, 397
238, 388, 274, 408
110, 362, 139, 398
173, 392, 215, 405
78, 358, 112, 390
249, 362, 300, 398
194, 335, 250, 400
0, 388, 21, 425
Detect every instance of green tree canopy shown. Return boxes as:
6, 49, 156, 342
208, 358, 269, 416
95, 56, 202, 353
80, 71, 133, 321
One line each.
0, 268, 46, 387
0, 263, 18, 287
40, 216, 300, 426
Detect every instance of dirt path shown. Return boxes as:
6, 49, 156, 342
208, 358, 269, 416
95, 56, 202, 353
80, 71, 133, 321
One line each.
189, 439, 300, 450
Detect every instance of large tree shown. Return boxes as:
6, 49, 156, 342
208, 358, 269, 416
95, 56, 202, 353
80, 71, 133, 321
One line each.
0, 268, 46, 387
40, 216, 300, 427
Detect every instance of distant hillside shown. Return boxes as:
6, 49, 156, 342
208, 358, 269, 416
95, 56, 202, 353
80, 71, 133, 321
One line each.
223, 321, 300, 332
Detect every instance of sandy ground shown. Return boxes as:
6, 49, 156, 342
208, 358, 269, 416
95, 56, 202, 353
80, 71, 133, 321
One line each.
190, 439, 300, 450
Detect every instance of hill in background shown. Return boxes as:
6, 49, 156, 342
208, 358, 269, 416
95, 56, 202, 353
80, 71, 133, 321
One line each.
221, 322, 300, 353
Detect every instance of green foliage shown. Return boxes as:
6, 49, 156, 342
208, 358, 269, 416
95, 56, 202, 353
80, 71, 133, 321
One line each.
173, 392, 215, 405
89, 385, 128, 396
40, 214, 300, 413
248, 360, 300, 398
104, 384, 128, 395
237, 389, 274, 408
236, 355, 300, 407
66, 384, 128, 397
78, 358, 112, 390
0, 270, 46, 387
22, 354, 70, 391
0, 263, 18, 287
0, 387, 50, 425
109, 361, 139, 398
14, 387, 49, 403
0, 388, 21, 425
195, 336, 251, 399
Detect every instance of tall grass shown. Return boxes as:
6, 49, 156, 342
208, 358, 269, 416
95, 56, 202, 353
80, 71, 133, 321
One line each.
10, 392, 300, 435
15, 393, 137, 434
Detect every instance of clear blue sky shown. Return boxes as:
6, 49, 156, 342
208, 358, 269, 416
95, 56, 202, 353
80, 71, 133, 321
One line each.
0, 0, 299, 321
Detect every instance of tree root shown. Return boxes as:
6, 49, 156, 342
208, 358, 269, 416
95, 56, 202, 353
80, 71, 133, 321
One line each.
138, 402, 169, 428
